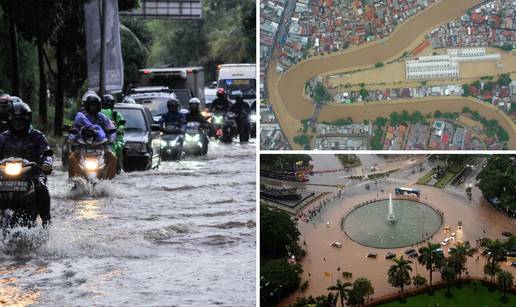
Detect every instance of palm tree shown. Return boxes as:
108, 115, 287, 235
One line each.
350, 277, 374, 307
413, 274, 427, 288
327, 279, 352, 307
484, 262, 501, 287
441, 259, 456, 298
482, 239, 507, 284
449, 241, 477, 285
496, 270, 514, 302
418, 242, 444, 294
387, 256, 413, 303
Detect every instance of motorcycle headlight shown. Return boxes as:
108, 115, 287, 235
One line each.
169, 139, 177, 146
193, 134, 200, 142
215, 116, 223, 124
84, 159, 98, 171
161, 140, 167, 147
250, 114, 257, 122
5, 162, 22, 176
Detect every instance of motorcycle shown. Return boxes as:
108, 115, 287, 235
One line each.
219, 112, 237, 143
68, 128, 113, 181
183, 122, 208, 156
0, 157, 42, 229
160, 124, 184, 161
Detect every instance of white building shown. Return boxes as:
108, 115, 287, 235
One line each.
406, 48, 501, 80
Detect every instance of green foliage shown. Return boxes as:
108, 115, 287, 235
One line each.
261, 259, 303, 306
387, 256, 413, 302
472, 80, 481, 89
294, 134, 310, 146
359, 88, 368, 100
476, 156, 516, 213
375, 62, 384, 68
120, 16, 152, 91
313, 82, 332, 104
260, 205, 304, 259
321, 117, 353, 126
375, 117, 387, 127
497, 73, 512, 87
370, 128, 384, 150
260, 154, 312, 171
462, 107, 471, 114
413, 274, 427, 288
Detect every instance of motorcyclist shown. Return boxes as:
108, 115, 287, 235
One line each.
69, 93, 117, 179
0, 101, 53, 226
209, 88, 232, 112
158, 97, 187, 133
230, 91, 250, 143
101, 94, 125, 173
185, 97, 209, 154
0, 94, 13, 133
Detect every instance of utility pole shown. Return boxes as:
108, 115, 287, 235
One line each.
99, 0, 107, 96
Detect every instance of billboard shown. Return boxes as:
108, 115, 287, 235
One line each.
85, 0, 124, 93
120, 0, 202, 19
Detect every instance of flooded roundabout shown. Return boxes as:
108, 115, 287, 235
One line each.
1, 142, 256, 306
341, 196, 442, 249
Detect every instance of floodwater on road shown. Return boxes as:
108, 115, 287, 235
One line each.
1, 141, 256, 306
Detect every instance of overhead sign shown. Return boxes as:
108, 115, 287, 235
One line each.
85, 0, 124, 93
120, 0, 203, 19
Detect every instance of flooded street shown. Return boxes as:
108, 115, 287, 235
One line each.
1, 141, 256, 306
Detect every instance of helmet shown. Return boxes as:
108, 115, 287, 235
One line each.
84, 94, 102, 115
102, 94, 116, 110
188, 97, 201, 112
0, 94, 13, 114
216, 88, 226, 99
167, 97, 181, 112
233, 90, 244, 102
8, 101, 32, 134
81, 90, 97, 103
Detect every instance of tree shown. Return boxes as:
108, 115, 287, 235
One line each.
484, 262, 501, 287
448, 241, 477, 285
327, 279, 352, 307
497, 270, 514, 302
350, 277, 374, 307
359, 88, 368, 100
413, 275, 427, 288
387, 256, 412, 303
374, 117, 386, 127
477, 156, 516, 213
497, 73, 512, 87
294, 134, 311, 147
441, 259, 456, 298
418, 242, 444, 294
313, 83, 331, 104
260, 205, 303, 259
481, 238, 506, 284
261, 259, 303, 306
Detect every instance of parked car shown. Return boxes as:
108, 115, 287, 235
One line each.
114, 103, 162, 172
502, 231, 513, 237
404, 249, 416, 255
441, 238, 451, 246
407, 252, 418, 258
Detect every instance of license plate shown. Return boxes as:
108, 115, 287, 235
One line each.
0, 181, 29, 192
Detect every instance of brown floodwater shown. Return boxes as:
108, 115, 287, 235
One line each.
266, 0, 516, 149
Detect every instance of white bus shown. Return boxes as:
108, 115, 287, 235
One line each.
216, 64, 256, 106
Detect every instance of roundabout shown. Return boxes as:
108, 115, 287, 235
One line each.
341, 196, 443, 249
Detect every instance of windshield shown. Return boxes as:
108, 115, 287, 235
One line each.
217, 79, 256, 99
172, 90, 192, 107
114, 108, 147, 132
134, 97, 168, 116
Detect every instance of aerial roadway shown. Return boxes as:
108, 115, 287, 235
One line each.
266, 0, 516, 149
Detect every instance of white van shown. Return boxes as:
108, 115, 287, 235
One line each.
216, 64, 257, 106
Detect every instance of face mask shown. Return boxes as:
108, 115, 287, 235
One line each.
87, 104, 100, 114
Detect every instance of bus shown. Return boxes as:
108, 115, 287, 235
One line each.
395, 187, 421, 198
216, 64, 256, 106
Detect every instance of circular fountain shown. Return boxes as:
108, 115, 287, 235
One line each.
341, 195, 442, 249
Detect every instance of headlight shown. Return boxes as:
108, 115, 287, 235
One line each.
186, 134, 200, 142
169, 139, 177, 146
214, 116, 223, 124
84, 159, 98, 171
250, 114, 257, 122
5, 162, 22, 176
161, 140, 167, 147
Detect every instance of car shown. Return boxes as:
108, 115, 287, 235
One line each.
330, 242, 342, 248
512, 262, 516, 267
435, 248, 443, 254
441, 238, 451, 246
408, 252, 418, 258
124, 88, 186, 123
114, 103, 162, 172
385, 252, 396, 259
367, 252, 377, 258
502, 231, 513, 237
451, 232, 456, 238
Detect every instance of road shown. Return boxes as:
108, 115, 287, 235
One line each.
0, 142, 256, 306
266, 0, 516, 149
